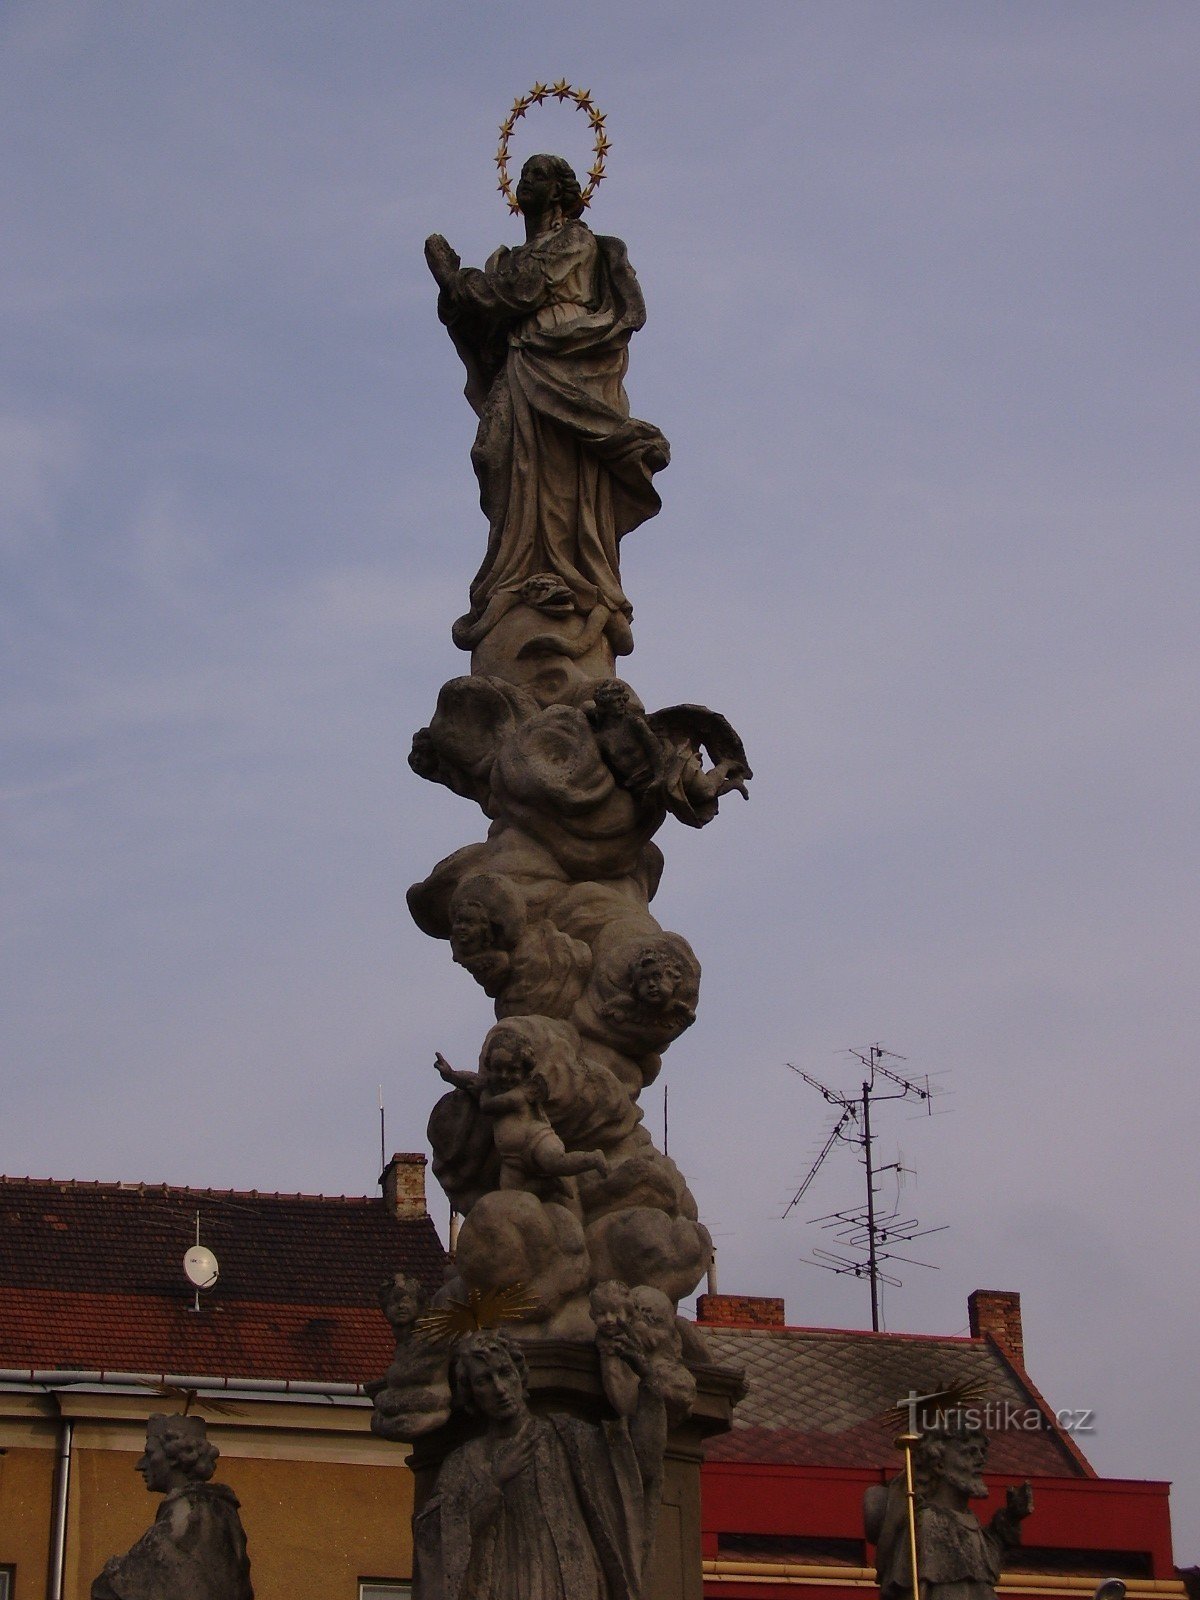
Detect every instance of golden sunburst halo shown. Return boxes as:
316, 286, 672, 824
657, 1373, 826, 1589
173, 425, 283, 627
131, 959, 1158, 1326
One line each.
413, 1283, 536, 1346
495, 81, 608, 215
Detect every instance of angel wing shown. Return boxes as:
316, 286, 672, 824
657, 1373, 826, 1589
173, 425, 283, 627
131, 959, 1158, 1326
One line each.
646, 702, 753, 827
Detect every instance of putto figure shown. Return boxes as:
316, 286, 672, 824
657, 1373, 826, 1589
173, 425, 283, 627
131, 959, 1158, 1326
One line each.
91, 1413, 253, 1600
435, 1033, 608, 1201
866, 1419, 1033, 1600
369, 1272, 453, 1440
424, 153, 669, 667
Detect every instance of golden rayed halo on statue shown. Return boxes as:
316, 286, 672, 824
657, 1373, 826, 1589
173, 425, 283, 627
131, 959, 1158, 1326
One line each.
495, 80, 610, 215
414, 1283, 536, 1346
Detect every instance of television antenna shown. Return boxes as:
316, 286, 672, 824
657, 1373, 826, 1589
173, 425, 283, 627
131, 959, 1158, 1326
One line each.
183, 1211, 219, 1313
782, 1044, 946, 1331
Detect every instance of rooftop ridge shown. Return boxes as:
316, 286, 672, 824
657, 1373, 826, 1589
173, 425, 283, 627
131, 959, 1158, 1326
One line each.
703, 1320, 981, 1345
0, 1174, 389, 1206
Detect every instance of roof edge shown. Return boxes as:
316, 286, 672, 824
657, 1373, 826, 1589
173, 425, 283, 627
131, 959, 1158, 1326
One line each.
981, 1331, 1098, 1479
699, 1319, 982, 1345
0, 1174, 402, 1207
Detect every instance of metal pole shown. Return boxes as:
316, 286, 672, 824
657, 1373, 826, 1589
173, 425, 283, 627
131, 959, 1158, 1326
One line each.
896, 1430, 921, 1600
863, 1077, 880, 1331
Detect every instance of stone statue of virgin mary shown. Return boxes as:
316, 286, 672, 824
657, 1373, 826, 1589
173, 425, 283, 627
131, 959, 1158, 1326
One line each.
424, 153, 669, 670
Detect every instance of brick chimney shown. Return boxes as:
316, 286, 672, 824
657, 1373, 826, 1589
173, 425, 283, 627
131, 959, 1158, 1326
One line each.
695, 1293, 786, 1328
380, 1152, 427, 1220
968, 1289, 1024, 1366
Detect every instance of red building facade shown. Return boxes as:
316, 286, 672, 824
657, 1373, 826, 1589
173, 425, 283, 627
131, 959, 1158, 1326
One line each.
693, 1293, 1179, 1600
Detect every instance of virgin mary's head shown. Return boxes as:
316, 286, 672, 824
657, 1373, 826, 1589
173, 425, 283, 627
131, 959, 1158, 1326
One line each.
516, 154, 585, 221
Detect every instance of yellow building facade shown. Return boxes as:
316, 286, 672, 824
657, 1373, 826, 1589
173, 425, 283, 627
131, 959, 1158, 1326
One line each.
0, 1376, 415, 1599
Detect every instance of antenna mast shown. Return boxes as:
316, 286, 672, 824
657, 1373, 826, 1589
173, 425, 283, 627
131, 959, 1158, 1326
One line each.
783, 1044, 946, 1330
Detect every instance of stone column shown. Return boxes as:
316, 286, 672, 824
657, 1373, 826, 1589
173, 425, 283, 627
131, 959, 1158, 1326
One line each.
375, 150, 752, 1600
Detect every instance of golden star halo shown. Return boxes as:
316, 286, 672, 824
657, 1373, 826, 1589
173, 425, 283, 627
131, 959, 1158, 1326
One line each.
495, 81, 609, 215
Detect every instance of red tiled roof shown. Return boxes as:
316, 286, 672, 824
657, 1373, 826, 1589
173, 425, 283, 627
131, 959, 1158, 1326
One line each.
0, 1175, 447, 1384
699, 1323, 1093, 1478
0, 1287, 391, 1384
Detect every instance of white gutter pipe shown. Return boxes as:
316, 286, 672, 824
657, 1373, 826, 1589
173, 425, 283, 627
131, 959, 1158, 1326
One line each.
47, 1414, 73, 1600
0, 1368, 367, 1399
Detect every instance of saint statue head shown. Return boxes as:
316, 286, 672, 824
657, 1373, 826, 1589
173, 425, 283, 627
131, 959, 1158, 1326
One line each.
914, 1419, 990, 1506
451, 1329, 530, 1432
516, 154, 585, 224
136, 1413, 219, 1495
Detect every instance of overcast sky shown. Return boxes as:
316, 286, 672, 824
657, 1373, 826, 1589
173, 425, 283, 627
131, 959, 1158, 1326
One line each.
3, 0, 1197, 1562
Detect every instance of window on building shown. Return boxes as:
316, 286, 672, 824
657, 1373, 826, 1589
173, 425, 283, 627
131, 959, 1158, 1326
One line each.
1008, 1548, 1152, 1579
359, 1583, 411, 1600
718, 1533, 867, 1566
0, 1566, 12, 1600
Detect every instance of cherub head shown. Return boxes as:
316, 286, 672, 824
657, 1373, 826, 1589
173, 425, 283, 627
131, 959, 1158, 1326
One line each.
586, 677, 648, 722
480, 1026, 544, 1099
449, 874, 525, 961
137, 1414, 218, 1495
630, 1285, 680, 1361
631, 948, 681, 1007
627, 937, 700, 1021
590, 1279, 635, 1343
591, 678, 633, 718
378, 1271, 427, 1334
595, 933, 701, 1043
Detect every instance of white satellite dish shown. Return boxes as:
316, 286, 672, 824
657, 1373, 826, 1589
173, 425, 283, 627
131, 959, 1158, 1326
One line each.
184, 1244, 220, 1290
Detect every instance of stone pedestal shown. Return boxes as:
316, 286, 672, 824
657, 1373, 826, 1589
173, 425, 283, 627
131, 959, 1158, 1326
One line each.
407, 1342, 745, 1600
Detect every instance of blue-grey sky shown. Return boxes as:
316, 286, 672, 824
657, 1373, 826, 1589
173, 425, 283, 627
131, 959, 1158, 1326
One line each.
3, 0, 1197, 1560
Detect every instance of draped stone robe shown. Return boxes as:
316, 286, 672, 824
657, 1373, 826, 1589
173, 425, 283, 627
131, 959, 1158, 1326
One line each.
413, 1413, 646, 1600
90, 1483, 253, 1600
438, 219, 669, 645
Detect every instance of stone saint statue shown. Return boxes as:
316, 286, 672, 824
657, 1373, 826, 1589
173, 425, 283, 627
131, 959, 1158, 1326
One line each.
413, 1329, 655, 1600
424, 153, 669, 664
866, 1421, 1032, 1600
91, 1413, 253, 1600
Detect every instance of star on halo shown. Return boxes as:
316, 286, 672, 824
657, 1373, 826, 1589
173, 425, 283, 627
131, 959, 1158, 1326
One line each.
494, 81, 610, 215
